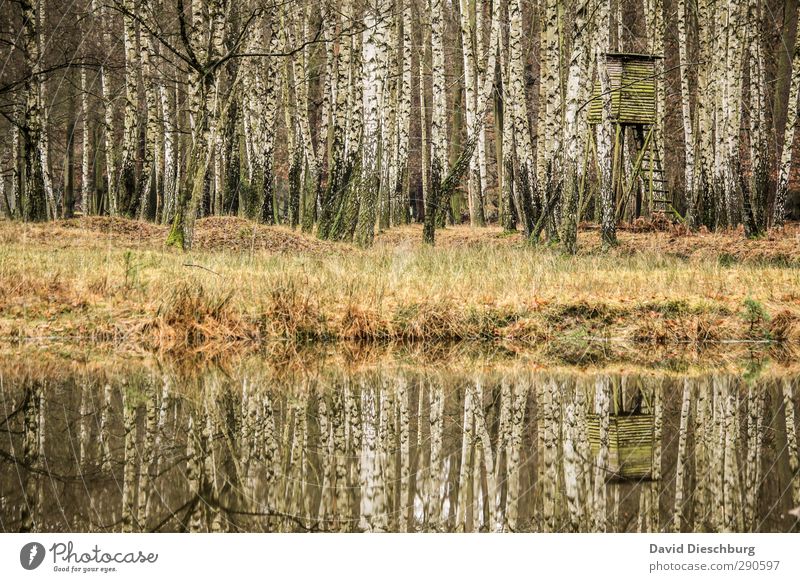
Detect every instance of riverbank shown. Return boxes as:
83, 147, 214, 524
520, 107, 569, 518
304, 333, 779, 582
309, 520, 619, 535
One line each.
1, 217, 799, 359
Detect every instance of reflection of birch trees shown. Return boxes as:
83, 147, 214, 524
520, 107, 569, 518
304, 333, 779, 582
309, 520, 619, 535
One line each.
2, 369, 799, 533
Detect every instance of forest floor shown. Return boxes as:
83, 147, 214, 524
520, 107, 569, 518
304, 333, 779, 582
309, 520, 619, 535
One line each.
0, 216, 799, 364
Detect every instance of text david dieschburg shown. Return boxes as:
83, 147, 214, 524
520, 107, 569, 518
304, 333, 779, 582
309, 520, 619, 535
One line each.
650, 543, 756, 558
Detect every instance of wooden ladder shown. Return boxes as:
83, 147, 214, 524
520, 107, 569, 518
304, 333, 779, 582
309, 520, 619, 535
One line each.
638, 134, 670, 215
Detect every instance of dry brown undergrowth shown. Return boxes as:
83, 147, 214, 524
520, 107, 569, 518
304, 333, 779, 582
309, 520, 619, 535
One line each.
0, 217, 798, 358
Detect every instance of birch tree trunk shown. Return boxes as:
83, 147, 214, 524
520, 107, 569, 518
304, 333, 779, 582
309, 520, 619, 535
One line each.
99, 0, 118, 216
136, 385, 157, 531
563, 401, 581, 531
318, 0, 355, 240
459, 0, 484, 227
677, 0, 697, 227
422, 0, 448, 244
722, 389, 739, 531
506, 377, 528, 531
773, 3, 800, 227
471, 381, 497, 529
693, 380, 709, 531
541, 380, 560, 532
474, 1, 489, 224
696, 0, 715, 227
427, 384, 445, 528
160, 79, 177, 223
500, 26, 517, 233
165, 0, 226, 249
355, 1, 389, 246
21, 0, 47, 222
391, 0, 412, 225
20, 382, 42, 531
359, 387, 380, 530
560, 0, 589, 253
722, 0, 745, 227
398, 377, 411, 531
99, 384, 112, 472
121, 394, 137, 532
118, 0, 139, 215
593, 377, 611, 531
783, 381, 800, 506
36, 0, 55, 219
508, 0, 537, 238
646, 0, 666, 199
456, 386, 474, 531
256, 12, 282, 225
596, 0, 616, 247
542, 0, 562, 236
745, 0, 768, 234
744, 385, 764, 530
80, 67, 92, 215
672, 380, 691, 532
11, 122, 21, 216
135, 5, 158, 220
418, 19, 430, 219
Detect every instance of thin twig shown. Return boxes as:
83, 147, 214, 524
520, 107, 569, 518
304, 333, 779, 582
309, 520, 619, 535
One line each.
182, 263, 221, 277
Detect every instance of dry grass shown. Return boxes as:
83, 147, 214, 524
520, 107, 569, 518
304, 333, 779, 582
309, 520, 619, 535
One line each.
0, 217, 798, 358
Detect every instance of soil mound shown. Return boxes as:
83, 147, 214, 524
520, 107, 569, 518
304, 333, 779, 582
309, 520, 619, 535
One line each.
191, 216, 344, 255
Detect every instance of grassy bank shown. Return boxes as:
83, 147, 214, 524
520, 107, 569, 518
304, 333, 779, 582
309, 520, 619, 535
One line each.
1, 217, 799, 358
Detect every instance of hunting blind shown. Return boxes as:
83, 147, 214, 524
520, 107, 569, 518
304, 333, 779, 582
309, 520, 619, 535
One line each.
587, 382, 656, 481
587, 53, 670, 217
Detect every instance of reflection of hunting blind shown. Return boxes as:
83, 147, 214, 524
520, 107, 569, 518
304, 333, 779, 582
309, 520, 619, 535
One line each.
587, 382, 656, 481
586, 53, 671, 218
588, 413, 655, 480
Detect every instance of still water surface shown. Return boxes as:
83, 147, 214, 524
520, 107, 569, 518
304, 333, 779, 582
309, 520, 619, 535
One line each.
1, 360, 798, 532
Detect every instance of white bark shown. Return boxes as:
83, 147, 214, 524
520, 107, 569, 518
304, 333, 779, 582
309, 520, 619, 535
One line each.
459, 0, 482, 226
119, 0, 140, 214
593, 377, 611, 531
506, 377, 528, 531
138, 2, 159, 219
563, 402, 581, 531
596, 0, 616, 246
99, 1, 118, 215
561, 0, 590, 251
672, 379, 692, 532
774, 4, 800, 226
456, 386, 474, 531
677, 0, 696, 223
80, 67, 91, 215
784, 381, 800, 506
355, 0, 389, 246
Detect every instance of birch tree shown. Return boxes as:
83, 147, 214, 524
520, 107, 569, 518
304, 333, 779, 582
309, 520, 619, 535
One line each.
20, 0, 48, 221
672, 380, 691, 531
355, 0, 390, 246
773, 3, 800, 227
677, 0, 697, 227
423, 0, 448, 244
560, 0, 590, 253
459, 0, 484, 226
596, 0, 616, 246
118, 0, 139, 215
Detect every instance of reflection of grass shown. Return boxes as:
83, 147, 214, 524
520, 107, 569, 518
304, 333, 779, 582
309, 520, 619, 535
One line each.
1, 221, 799, 356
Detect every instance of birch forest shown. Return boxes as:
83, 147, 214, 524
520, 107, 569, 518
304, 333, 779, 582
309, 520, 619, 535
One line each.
2, 0, 800, 252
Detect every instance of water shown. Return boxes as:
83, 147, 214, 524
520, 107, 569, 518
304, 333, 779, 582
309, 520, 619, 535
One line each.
1, 358, 798, 533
